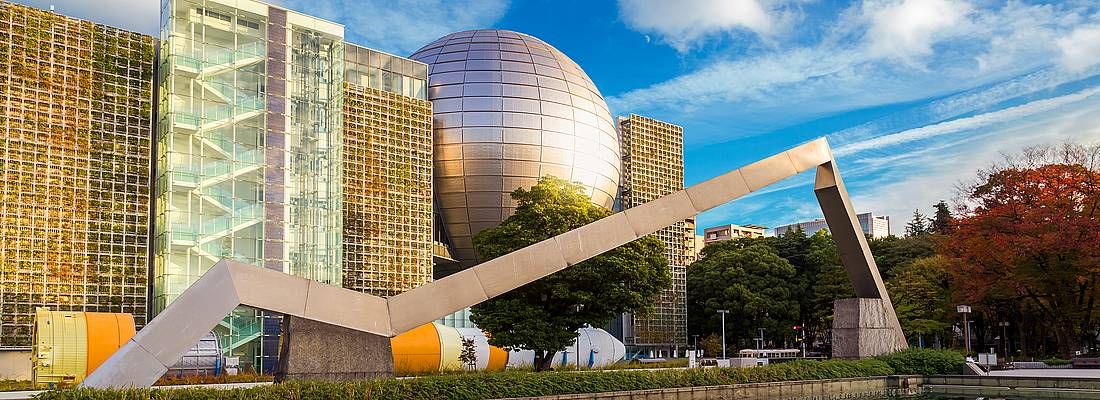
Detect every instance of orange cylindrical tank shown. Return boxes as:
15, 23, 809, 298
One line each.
84, 312, 135, 377
390, 323, 443, 374
391, 323, 509, 374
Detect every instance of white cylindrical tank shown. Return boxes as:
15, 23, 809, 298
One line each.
506, 327, 624, 369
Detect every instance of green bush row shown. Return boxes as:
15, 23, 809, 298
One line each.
875, 348, 966, 375
36, 349, 962, 400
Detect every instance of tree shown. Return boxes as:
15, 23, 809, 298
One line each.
930, 200, 953, 234
470, 176, 670, 371
869, 235, 936, 280
944, 143, 1100, 357
459, 337, 478, 371
807, 231, 854, 340
887, 256, 953, 346
687, 243, 799, 349
698, 334, 723, 358
905, 209, 931, 237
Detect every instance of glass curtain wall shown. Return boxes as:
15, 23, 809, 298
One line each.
155, 0, 343, 371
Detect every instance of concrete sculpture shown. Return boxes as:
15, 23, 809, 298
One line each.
82, 138, 906, 388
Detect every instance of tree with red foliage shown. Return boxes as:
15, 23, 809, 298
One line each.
943, 143, 1100, 357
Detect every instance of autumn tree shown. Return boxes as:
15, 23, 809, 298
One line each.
470, 176, 670, 371
944, 143, 1100, 357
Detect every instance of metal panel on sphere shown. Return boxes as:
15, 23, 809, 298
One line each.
411, 30, 621, 267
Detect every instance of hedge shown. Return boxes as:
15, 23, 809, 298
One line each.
35, 349, 962, 400
874, 348, 965, 375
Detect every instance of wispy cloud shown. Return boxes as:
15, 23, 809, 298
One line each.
846, 100, 1100, 234
834, 86, 1100, 156
273, 0, 509, 55
610, 1, 1100, 145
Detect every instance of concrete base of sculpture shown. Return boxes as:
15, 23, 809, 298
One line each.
276, 316, 394, 382
832, 298, 906, 359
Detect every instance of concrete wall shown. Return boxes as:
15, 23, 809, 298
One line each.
925, 375, 1100, 398
0, 350, 31, 380
500, 376, 923, 400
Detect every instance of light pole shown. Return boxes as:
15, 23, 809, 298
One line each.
717, 310, 729, 359
957, 305, 972, 355
692, 334, 700, 354
999, 321, 1010, 360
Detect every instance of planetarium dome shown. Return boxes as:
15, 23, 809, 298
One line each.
411, 29, 621, 266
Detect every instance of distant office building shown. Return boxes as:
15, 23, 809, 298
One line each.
617, 114, 691, 355
0, 2, 155, 348
694, 235, 706, 259
702, 224, 768, 244
342, 44, 433, 297
774, 212, 891, 239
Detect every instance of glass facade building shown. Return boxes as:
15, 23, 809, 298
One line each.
342, 44, 434, 297
618, 114, 692, 354
0, 2, 155, 348
154, 0, 345, 370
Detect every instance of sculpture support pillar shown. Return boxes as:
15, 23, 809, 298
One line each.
276, 316, 394, 382
815, 162, 907, 357
831, 298, 905, 359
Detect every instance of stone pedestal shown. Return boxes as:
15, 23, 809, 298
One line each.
275, 316, 394, 382
831, 298, 905, 359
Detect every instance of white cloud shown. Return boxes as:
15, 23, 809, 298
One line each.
275, 0, 509, 55
1058, 25, 1100, 72
834, 86, 1100, 156
861, 0, 971, 63
609, 1, 1099, 145
617, 0, 781, 52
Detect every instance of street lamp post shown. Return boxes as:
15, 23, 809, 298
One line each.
717, 310, 730, 359
958, 305, 972, 355
999, 321, 1010, 360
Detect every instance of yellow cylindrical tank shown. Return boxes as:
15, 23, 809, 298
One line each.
32, 308, 134, 386
390, 323, 509, 374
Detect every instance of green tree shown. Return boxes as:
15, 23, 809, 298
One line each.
869, 235, 936, 280
470, 177, 670, 371
930, 200, 953, 234
887, 256, 953, 346
905, 209, 931, 237
807, 230, 854, 338
687, 243, 799, 349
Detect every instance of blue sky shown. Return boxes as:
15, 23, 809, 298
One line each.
27, 0, 1100, 235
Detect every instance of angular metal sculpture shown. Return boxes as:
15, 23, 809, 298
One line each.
82, 138, 906, 388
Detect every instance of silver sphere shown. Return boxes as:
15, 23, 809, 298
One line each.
411, 29, 621, 265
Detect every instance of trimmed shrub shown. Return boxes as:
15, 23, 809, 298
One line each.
34, 358, 896, 400
875, 348, 965, 375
